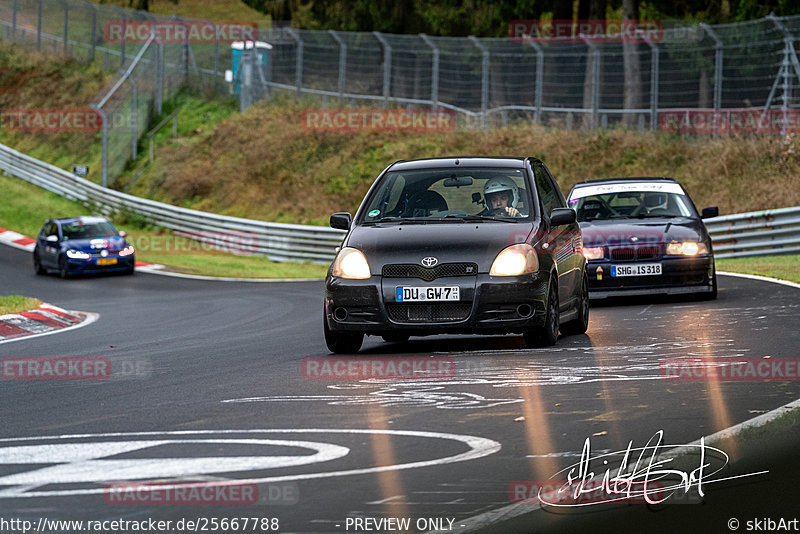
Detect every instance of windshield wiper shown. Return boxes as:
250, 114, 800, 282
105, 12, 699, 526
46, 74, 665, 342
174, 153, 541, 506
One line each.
443, 214, 508, 222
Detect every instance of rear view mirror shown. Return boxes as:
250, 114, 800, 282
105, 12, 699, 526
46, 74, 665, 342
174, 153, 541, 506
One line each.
701, 206, 719, 219
118, 230, 128, 238
550, 208, 577, 226
46, 235, 59, 243
443, 176, 473, 187
330, 212, 352, 230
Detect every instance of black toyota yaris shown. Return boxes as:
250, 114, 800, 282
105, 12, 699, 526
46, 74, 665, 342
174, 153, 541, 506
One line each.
323, 157, 589, 353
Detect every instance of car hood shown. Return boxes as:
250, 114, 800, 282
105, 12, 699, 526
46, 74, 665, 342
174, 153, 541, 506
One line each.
579, 217, 707, 247
345, 222, 533, 273
61, 236, 128, 252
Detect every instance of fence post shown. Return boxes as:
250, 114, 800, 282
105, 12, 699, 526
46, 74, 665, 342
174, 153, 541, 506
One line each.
93, 106, 108, 187
286, 28, 303, 99
88, 1, 97, 62
211, 20, 219, 96
11, 0, 17, 40
700, 23, 723, 136
113, 6, 126, 68
130, 78, 138, 160
767, 15, 800, 136
37, 0, 42, 51
528, 40, 544, 124
419, 34, 439, 108
329, 30, 347, 102
469, 36, 489, 129
582, 37, 599, 130
373, 31, 392, 107
645, 39, 659, 130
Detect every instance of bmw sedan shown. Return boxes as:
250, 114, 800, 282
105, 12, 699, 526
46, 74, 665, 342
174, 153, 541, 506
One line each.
323, 157, 589, 353
33, 216, 135, 278
566, 177, 718, 300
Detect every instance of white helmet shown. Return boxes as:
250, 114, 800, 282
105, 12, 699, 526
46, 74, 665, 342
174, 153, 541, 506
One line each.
484, 177, 519, 208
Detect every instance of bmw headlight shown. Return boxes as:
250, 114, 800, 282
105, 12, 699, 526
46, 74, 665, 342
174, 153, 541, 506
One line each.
582, 246, 605, 260
119, 246, 135, 257
66, 249, 91, 259
666, 241, 708, 256
490, 244, 539, 276
332, 247, 371, 279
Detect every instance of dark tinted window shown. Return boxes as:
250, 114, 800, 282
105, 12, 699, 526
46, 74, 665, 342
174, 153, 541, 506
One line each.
533, 165, 562, 216
61, 221, 118, 240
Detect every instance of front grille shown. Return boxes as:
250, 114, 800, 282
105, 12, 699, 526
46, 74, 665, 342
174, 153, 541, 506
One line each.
387, 303, 472, 323
610, 246, 661, 261
382, 263, 478, 282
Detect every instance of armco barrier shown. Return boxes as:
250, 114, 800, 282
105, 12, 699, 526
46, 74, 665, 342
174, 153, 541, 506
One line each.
2, 142, 798, 262
0, 143, 345, 264
704, 206, 800, 259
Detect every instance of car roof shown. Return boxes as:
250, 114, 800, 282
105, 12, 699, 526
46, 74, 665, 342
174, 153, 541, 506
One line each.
388, 156, 533, 172
571, 177, 679, 187
52, 216, 110, 225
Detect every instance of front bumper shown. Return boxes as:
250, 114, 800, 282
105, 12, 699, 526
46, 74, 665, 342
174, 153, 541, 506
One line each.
587, 255, 714, 299
325, 272, 549, 336
65, 254, 135, 274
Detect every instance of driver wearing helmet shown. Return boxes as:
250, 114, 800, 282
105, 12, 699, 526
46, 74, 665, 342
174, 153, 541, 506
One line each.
483, 177, 521, 217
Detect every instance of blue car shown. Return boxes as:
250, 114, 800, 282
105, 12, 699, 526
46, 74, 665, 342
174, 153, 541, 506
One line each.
33, 216, 135, 278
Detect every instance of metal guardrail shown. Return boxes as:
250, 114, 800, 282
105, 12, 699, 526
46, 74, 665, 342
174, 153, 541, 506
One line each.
704, 206, 800, 258
0, 143, 345, 264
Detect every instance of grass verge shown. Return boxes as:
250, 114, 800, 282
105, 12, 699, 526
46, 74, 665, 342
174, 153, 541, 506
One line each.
0, 295, 42, 315
717, 255, 800, 284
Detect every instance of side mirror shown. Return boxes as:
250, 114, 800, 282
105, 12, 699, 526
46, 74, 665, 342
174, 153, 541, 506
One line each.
46, 235, 59, 243
701, 207, 719, 219
118, 230, 128, 238
330, 212, 352, 231
550, 208, 577, 226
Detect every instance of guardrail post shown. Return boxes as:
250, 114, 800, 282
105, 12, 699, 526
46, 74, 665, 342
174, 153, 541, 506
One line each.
286, 28, 303, 99
329, 30, 347, 102
469, 36, 489, 129
527, 40, 544, 124
700, 23, 723, 136
373, 31, 392, 107
420, 34, 439, 108
36, 0, 42, 51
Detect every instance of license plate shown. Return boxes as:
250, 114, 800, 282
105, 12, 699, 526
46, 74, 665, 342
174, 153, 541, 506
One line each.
396, 286, 459, 302
611, 263, 661, 277
97, 258, 117, 265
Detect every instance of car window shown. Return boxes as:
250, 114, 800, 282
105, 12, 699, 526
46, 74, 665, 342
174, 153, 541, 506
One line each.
61, 221, 118, 240
569, 187, 696, 221
360, 167, 531, 221
533, 165, 562, 216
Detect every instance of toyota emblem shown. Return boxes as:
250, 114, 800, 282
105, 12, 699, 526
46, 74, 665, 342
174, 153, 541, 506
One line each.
421, 257, 438, 267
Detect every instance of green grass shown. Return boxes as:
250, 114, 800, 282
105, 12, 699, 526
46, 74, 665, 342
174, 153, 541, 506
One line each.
0, 295, 42, 315
0, 174, 328, 279
717, 255, 800, 283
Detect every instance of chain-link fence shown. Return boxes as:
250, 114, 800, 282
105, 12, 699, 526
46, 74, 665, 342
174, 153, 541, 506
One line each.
2, 1, 800, 187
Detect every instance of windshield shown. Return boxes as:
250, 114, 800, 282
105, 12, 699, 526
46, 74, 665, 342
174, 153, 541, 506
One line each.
61, 221, 119, 240
359, 167, 532, 223
568, 184, 695, 222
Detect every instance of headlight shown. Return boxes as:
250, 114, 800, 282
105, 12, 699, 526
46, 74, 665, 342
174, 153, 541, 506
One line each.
582, 246, 604, 260
490, 244, 539, 276
119, 246, 135, 257
666, 241, 708, 256
332, 247, 371, 279
66, 249, 91, 259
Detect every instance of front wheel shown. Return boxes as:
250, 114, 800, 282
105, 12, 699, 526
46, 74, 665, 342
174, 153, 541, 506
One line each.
561, 271, 589, 335
524, 277, 559, 347
324, 313, 364, 354
58, 257, 71, 279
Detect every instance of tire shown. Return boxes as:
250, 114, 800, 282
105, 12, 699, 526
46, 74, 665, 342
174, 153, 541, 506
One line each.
324, 312, 364, 354
524, 277, 559, 347
561, 271, 589, 335
58, 257, 71, 279
381, 333, 410, 344
33, 252, 46, 275
125, 264, 135, 275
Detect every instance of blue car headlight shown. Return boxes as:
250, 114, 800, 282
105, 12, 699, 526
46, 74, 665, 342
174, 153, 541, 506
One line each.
66, 249, 91, 259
